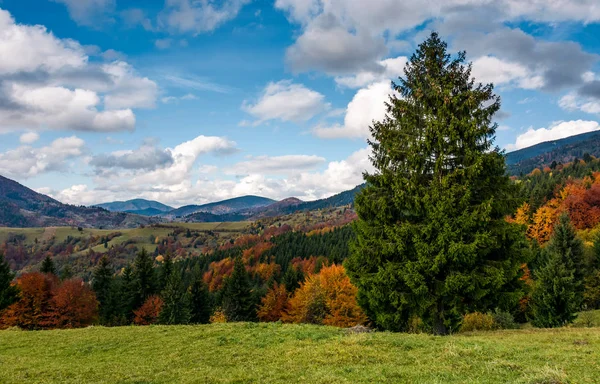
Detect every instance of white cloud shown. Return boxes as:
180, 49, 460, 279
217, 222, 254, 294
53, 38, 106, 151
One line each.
0, 136, 85, 178
19, 132, 39, 144
51, 0, 115, 27
471, 56, 544, 89
559, 93, 600, 115
335, 56, 407, 88
159, 0, 250, 35
226, 155, 326, 175
313, 81, 396, 139
242, 80, 330, 124
155, 38, 173, 49
507, 120, 600, 150
0, 9, 156, 133
161, 93, 197, 104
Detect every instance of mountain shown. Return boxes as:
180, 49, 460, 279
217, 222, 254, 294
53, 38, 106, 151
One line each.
95, 199, 174, 216
506, 130, 600, 175
167, 195, 276, 218
0, 175, 153, 228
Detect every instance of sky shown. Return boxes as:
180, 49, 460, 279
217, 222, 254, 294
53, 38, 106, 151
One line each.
0, 0, 599, 208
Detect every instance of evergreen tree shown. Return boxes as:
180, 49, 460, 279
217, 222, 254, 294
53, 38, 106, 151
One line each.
222, 257, 255, 322
189, 266, 211, 324
132, 249, 157, 310
92, 256, 114, 324
345, 32, 528, 334
40, 256, 56, 275
159, 271, 191, 325
118, 264, 136, 323
159, 252, 173, 292
59, 265, 73, 280
0, 252, 19, 311
531, 248, 578, 327
282, 265, 304, 292
592, 233, 600, 270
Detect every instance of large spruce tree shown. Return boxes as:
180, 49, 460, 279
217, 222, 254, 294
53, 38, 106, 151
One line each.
0, 252, 19, 311
40, 255, 56, 275
159, 271, 191, 325
222, 257, 255, 322
189, 266, 211, 324
345, 32, 528, 334
92, 256, 114, 323
132, 249, 157, 310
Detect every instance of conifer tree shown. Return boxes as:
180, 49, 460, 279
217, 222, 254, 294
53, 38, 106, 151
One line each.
92, 256, 113, 323
118, 264, 136, 323
59, 265, 73, 280
132, 249, 157, 309
345, 32, 528, 334
159, 271, 191, 325
222, 257, 255, 322
159, 252, 173, 292
0, 252, 19, 311
189, 266, 211, 324
40, 256, 56, 275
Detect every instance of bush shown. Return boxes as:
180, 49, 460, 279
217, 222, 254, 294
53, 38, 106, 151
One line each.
491, 309, 518, 330
460, 312, 495, 332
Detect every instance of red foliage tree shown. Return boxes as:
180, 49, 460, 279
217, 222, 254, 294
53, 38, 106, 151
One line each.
133, 295, 163, 325
257, 283, 288, 322
0, 272, 57, 330
42, 279, 98, 328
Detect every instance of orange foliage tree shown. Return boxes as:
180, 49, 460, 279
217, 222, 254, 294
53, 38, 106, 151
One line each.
257, 283, 289, 322
43, 279, 98, 328
283, 264, 366, 327
133, 295, 163, 325
0, 272, 56, 330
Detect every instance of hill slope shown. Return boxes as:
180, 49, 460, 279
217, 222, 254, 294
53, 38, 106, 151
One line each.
95, 199, 173, 215
1, 323, 598, 383
506, 130, 600, 175
168, 195, 276, 217
0, 175, 152, 228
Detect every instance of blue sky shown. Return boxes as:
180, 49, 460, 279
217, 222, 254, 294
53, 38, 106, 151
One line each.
0, 0, 599, 207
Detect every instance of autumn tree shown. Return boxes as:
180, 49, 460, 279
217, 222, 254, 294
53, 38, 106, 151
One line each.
345, 32, 528, 334
222, 257, 255, 322
283, 274, 326, 324
40, 256, 56, 275
0, 273, 56, 330
189, 266, 211, 324
257, 283, 289, 322
159, 271, 191, 325
0, 252, 18, 312
43, 279, 98, 328
133, 295, 163, 325
132, 249, 157, 310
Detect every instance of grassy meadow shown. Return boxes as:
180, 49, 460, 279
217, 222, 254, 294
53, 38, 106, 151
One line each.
1, 322, 599, 383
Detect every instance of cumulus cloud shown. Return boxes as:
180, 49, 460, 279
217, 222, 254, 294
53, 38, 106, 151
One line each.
0, 136, 85, 178
226, 155, 326, 175
313, 81, 396, 139
242, 80, 330, 124
0, 9, 156, 134
506, 120, 600, 151
19, 132, 39, 144
51, 0, 115, 27
159, 0, 250, 35
90, 145, 174, 171
471, 56, 543, 89
334, 56, 407, 89
559, 93, 600, 116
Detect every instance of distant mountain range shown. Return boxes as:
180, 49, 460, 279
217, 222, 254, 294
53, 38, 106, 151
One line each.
0, 176, 152, 228
167, 195, 277, 218
505, 130, 600, 175
95, 199, 174, 216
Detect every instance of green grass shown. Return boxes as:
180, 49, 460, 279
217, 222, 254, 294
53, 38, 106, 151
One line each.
1, 323, 599, 383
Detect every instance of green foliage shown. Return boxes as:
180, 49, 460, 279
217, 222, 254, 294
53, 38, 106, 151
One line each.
159, 271, 191, 325
345, 32, 527, 334
222, 257, 256, 322
59, 265, 73, 280
0, 252, 19, 311
40, 256, 56, 275
584, 270, 600, 309
491, 308, 518, 330
92, 256, 113, 323
282, 265, 304, 292
158, 252, 173, 292
132, 249, 157, 310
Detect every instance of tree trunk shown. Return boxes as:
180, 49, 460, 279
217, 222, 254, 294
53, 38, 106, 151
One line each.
432, 302, 448, 335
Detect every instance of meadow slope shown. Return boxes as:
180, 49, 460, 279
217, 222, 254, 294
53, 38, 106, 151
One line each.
1, 323, 599, 383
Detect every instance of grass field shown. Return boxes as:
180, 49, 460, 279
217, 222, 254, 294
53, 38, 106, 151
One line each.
1, 323, 599, 383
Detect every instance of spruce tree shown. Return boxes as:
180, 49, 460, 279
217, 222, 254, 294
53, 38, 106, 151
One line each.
222, 257, 255, 322
189, 266, 211, 324
40, 255, 56, 275
132, 249, 157, 310
118, 264, 136, 323
159, 271, 191, 325
0, 252, 19, 311
60, 265, 73, 280
92, 256, 114, 323
345, 32, 528, 334
159, 252, 173, 292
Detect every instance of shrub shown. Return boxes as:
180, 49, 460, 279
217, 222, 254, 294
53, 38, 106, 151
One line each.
491, 309, 518, 330
210, 308, 227, 323
460, 312, 495, 332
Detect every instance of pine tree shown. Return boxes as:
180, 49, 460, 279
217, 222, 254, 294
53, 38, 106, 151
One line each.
345, 32, 528, 334
40, 256, 56, 275
159, 271, 191, 325
189, 266, 211, 324
0, 252, 19, 311
159, 252, 173, 292
92, 256, 113, 324
531, 248, 578, 328
222, 257, 255, 322
132, 249, 157, 310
